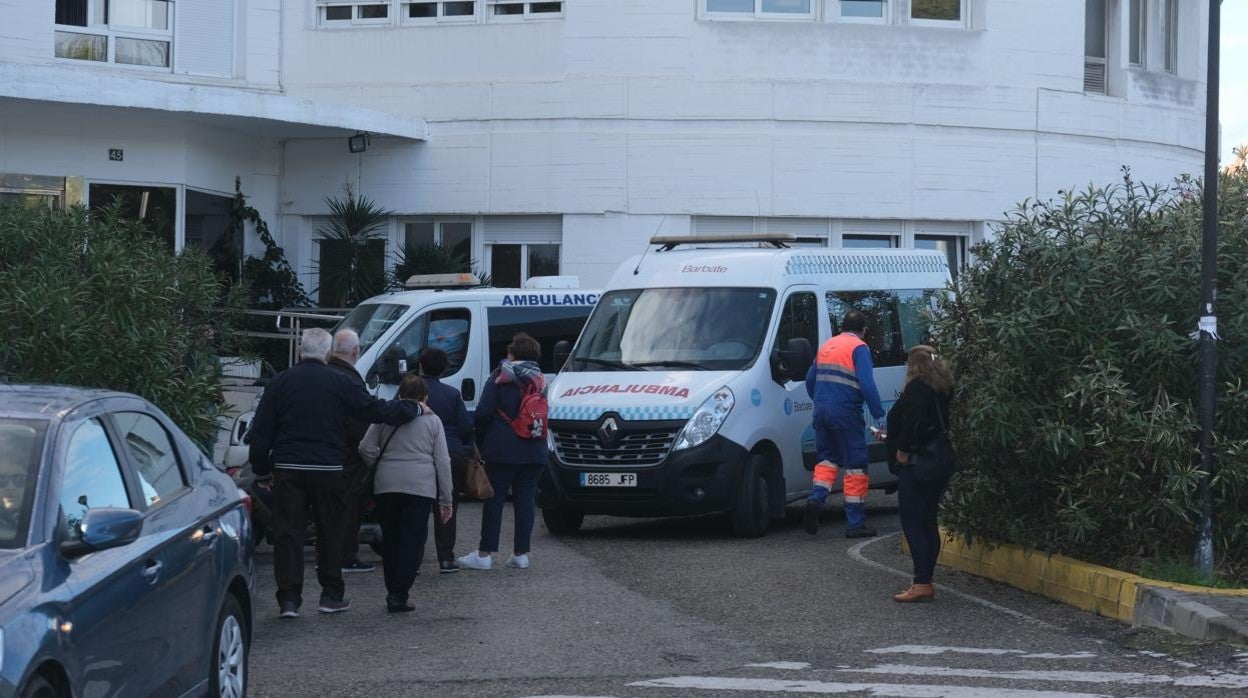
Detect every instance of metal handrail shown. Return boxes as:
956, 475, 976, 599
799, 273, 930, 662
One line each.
230, 307, 350, 369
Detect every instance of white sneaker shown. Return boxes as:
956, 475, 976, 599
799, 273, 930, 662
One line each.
505, 554, 530, 569
457, 552, 493, 570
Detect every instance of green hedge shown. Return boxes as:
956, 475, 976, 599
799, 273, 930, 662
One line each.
0, 204, 239, 449
935, 163, 1248, 581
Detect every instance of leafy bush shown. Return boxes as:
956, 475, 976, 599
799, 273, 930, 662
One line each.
935, 163, 1248, 581
388, 242, 491, 291
0, 203, 240, 448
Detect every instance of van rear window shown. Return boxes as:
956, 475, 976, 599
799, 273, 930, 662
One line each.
826, 290, 935, 368
487, 306, 594, 373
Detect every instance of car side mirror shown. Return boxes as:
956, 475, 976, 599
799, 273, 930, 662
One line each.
366, 371, 380, 390
381, 345, 405, 384
59, 508, 145, 558
553, 340, 572, 372
461, 377, 476, 402
773, 338, 813, 384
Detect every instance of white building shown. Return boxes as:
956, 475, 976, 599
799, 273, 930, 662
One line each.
0, 1, 1209, 298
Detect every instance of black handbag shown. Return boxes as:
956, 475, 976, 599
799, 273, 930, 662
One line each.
354, 426, 400, 497
909, 394, 957, 483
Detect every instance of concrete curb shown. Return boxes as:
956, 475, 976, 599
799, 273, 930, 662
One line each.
906, 529, 1248, 643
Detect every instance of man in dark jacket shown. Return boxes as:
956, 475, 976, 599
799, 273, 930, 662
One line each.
328, 329, 374, 574
249, 328, 421, 618
418, 347, 475, 572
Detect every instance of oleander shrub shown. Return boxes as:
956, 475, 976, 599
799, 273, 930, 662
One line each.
935, 161, 1248, 582
0, 203, 241, 449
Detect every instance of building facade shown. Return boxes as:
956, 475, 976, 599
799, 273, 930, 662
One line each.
0, 0, 1209, 297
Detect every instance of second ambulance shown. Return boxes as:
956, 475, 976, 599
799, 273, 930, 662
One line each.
540, 234, 950, 537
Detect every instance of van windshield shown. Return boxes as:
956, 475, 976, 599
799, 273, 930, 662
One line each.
335, 303, 408, 355
568, 288, 777, 372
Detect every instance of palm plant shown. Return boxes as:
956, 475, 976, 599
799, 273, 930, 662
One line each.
389, 242, 492, 291
314, 187, 392, 307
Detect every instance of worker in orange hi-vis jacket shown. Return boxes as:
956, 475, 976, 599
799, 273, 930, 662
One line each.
802, 310, 886, 539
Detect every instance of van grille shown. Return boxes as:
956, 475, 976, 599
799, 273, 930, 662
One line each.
553, 428, 679, 467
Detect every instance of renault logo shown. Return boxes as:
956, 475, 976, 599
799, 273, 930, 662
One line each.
597, 417, 620, 447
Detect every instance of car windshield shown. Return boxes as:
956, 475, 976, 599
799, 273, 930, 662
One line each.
0, 419, 47, 549
568, 288, 777, 372
335, 303, 409, 355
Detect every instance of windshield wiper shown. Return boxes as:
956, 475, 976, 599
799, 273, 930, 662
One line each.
576, 357, 643, 371
632, 360, 708, 371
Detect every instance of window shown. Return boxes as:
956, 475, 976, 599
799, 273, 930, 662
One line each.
403, 219, 473, 272
387, 307, 472, 380
403, 1, 476, 22
487, 0, 563, 19
0, 419, 47, 550
1083, 0, 1108, 93
88, 183, 178, 252
59, 419, 133, 542
336, 303, 410, 355
489, 244, 560, 288
839, 0, 887, 22
318, 1, 392, 26
1128, 0, 1145, 66
774, 292, 819, 361
704, 0, 815, 19
1162, 0, 1177, 74
185, 190, 242, 283
826, 290, 934, 368
915, 234, 965, 281
114, 413, 185, 506
54, 0, 172, 68
842, 234, 897, 249
568, 288, 778, 373
910, 0, 962, 24
489, 305, 603, 374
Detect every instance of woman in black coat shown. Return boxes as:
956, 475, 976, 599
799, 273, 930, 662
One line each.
885, 344, 954, 603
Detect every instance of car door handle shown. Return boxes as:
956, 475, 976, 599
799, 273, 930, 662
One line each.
141, 559, 163, 583
195, 524, 219, 544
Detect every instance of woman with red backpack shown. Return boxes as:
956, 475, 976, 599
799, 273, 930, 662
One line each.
458, 333, 549, 571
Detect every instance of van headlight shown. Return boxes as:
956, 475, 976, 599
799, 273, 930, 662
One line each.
673, 387, 734, 451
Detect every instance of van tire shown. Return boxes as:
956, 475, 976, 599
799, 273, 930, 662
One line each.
730, 453, 771, 538
20, 675, 60, 698
542, 505, 585, 535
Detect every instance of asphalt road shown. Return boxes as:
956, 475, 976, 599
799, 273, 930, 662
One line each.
248, 496, 1248, 697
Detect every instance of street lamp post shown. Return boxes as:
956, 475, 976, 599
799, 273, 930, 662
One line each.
1195, 0, 1221, 578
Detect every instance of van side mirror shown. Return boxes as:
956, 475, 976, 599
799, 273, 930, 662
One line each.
772, 338, 813, 384
381, 345, 405, 384
553, 340, 572, 373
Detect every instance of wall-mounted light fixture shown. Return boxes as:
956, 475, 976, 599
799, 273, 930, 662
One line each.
348, 132, 371, 154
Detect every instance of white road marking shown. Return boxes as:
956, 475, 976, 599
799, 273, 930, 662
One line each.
867, 646, 1097, 660
747, 662, 813, 670
839, 664, 1248, 688
846, 533, 1060, 631
628, 675, 1109, 697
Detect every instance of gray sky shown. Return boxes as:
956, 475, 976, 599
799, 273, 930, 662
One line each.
1222, 1, 1247, 161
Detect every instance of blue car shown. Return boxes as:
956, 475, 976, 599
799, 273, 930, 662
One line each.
0, 385, 254, 698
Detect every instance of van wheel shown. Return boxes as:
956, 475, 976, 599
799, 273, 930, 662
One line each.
210, 595, 248, 698
730, 453, 771, 538
542, 505, 585, 535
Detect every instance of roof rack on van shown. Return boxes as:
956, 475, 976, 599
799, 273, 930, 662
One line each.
404, 273, 482, 289
650, 233, 797, 251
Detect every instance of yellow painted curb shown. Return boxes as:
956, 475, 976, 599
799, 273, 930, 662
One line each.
900, 529, 1248, 624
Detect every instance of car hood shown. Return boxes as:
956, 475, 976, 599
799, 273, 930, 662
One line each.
548, 371, 737, 423
0, 550, 34, 607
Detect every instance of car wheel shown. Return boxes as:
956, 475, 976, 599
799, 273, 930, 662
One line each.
210, 595, 248, 698
730, 453, 771, 538
541, 505, 585, 535
20, 675, 60, 698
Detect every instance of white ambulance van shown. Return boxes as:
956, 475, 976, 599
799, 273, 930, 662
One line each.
226, 274, 600, 460
539, 235, 950, 538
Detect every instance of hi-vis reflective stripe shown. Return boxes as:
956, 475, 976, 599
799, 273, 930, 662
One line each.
815, 365, 859, 388
813, 461, 839, 490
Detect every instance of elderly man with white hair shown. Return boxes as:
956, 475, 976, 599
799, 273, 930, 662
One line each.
326, 328, 375, 574
249, 327, 422, 618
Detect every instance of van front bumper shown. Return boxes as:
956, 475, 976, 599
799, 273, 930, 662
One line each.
541, 432, 750, 517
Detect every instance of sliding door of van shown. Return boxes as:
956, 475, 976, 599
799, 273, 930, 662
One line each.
378, 302, 483, 410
